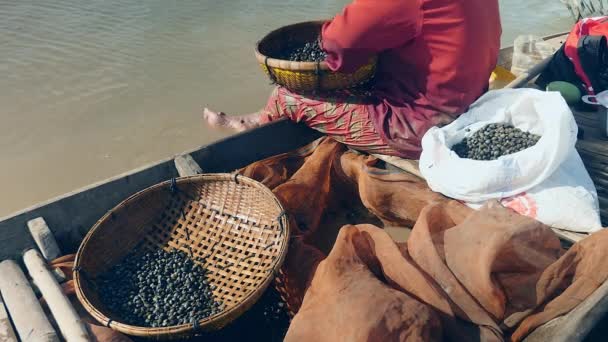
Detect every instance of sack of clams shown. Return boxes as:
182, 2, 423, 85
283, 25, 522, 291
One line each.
420, 89, 602, 232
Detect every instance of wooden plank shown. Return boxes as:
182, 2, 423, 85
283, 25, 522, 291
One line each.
0, 294, 17, 342
585, 171, 608, 189
372, 154, 424, 179
174, 154, 203, 177
550, 228, 588, 243
580, 157, 608, 172
504, 56, 553, 89
0, 260, 59, 342
23, 250, 89, 341
597, 195, 608, 209
524, 276, 608, 342
584, 170, 608, 187
600, 208, 608, 220
27, 217, 62, 261
543, 34, 568, 50
578, 136, 608, 153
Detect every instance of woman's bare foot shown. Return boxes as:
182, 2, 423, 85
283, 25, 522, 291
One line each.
203, 108, 264, 132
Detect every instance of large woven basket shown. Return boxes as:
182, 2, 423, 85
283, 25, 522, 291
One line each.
73, 174, 289, 339
255, 20, 377, 93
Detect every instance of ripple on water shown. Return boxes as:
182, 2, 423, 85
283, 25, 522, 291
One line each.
0, 0, 573, 217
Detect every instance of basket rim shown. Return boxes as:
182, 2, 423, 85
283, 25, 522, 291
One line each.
254, 20, 334, 71
73, 173, 290, 338
254, 20, 378, 72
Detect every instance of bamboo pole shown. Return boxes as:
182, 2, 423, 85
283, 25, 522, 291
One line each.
23, 249, 89, 342
504, 55, 553, 89
0, 260, 59, 342
0, 293, 17, 342
27, 217, 62, 261
174, 154, 203, 177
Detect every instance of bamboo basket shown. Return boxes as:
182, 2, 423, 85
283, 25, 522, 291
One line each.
73, 174, 289, 339
255, 20, 377, 93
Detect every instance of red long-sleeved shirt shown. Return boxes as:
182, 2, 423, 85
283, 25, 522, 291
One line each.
322, 0, 502, 158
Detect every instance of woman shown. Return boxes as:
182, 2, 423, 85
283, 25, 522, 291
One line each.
204, 0, 501, 159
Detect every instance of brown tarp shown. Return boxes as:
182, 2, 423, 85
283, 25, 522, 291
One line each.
239, 137, 608, 341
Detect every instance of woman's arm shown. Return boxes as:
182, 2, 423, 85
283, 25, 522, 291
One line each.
321, 0, 422, 73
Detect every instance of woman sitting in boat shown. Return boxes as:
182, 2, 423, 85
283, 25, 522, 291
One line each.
204, 0, 502, 158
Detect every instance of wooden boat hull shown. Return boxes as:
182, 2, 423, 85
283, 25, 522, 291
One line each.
0, 119, 320, 261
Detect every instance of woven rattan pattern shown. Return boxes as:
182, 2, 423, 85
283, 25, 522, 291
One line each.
74, 174, 289, 339
255, 20, 377, 92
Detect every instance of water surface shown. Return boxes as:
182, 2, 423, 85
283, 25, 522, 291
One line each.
0, 0, 573, 216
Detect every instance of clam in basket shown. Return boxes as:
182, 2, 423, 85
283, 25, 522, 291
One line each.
255, 20, 377, 93
73, 174, 289, 339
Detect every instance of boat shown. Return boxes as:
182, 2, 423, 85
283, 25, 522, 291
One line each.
1, 32, 607, 341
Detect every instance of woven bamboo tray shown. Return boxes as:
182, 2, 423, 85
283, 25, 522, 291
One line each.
73, 174, 289, 339
255, 20, 377, 93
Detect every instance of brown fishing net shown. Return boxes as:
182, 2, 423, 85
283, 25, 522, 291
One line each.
239, 137, 608, 342
41, 137, 608, 341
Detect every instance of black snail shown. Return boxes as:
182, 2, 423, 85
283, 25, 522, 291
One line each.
97, 249, 224, 327
452, 123, 541, 160
278, 38, 327, 62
